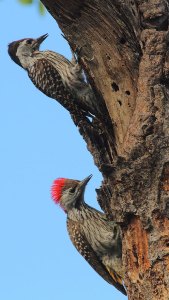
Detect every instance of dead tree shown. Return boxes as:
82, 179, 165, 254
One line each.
40, 1, 169, 299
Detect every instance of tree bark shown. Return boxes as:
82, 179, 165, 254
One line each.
41, 0, 169, 299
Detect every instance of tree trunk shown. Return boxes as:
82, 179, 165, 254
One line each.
41, 0, 169, 299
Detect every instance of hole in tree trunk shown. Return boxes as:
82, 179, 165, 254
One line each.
112, 82, 119, 92
125, 90, 130, 95
119, 37, 126, 44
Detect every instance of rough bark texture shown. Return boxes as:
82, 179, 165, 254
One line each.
41, 0, 169, 299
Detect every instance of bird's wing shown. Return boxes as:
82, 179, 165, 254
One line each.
28, 58, 75, 112
28, 58, 90, 119
67, 219, 127, 296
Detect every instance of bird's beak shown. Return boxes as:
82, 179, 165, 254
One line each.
78, 174, 92, 191
35, 33, 48, 47
73, 175, 92, 204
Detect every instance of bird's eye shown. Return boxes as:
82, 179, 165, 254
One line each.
26, 39, 33, 44
70, 187, 76, 193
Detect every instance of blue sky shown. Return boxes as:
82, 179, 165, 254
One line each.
0, 1, 126, 299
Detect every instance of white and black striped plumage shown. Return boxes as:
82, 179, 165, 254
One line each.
8, 34, 98, 116
51, 175, 126, 296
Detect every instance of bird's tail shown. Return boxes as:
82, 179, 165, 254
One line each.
106, 266, 127, 296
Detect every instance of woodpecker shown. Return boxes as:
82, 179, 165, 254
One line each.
8, 34, 98, 117
51, 175, 126, 295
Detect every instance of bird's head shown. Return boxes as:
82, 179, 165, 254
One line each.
51, 175, 92, 212
8, 33, 48, 68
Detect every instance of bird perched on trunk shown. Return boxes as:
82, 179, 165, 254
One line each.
8, 34, 99, 117
51, 175, 126, 295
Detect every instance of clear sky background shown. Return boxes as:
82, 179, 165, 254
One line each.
0, 1, 126, 299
